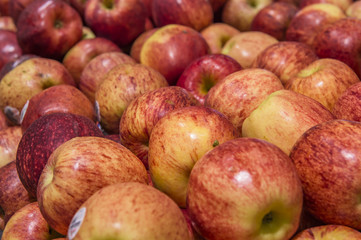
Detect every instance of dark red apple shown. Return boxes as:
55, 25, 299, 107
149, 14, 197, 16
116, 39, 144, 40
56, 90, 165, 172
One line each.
151, 0, 213, 31
176, 54, 242, 104
16, 112, 104, 198
0, 0, 9, 16
8, 0, 34, 24
251, 2, 299, 41
333, 82, 361, 121
84, 0, 147, 47
16, 0, 83, 60
314, 17, 361, 78
0, 30, 22, 72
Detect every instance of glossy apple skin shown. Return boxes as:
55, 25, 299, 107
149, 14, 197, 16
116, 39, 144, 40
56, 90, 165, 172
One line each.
251, 2, 299, 41
0, 161, 34, 230
148, 106, 238, 207
2, 202, 55, 240
286, 3, 346, 49
62, 37, 122, 84
187, 138, 303, 240
252, 41, 319, 85
0, 57, 76, 124
221, 31, 278, 68
0, 16, 16, 32
333, 82, 361, 121
0, 126, 22, 168
242, 89, 335, 155
0, 30, 22, 72
95, 63, 168, 134
314, 18, 361, 79
299, 0, 352, 11
292, 224, 361, 239
176, 54, 243, 104
290, 119, 361, 230
16, 0, 83, 60
205, 68, 284, 134
84, 0, 146, 47
200, 23, 240, 54
79, 51, 137, 103
37, 136, 148, 235
20, 85, 97, 132
152, 0, 213, 31
140, 24, 210, 85
16, 112, 104, 198
119, 86, 199, 169
67, 182, 192, 240
130, 28, 158, 63
286, 58, 360, 111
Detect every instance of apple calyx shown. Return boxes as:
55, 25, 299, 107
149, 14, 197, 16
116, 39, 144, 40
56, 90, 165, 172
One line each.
102, 0, 114, 10
247, 0, 257, 8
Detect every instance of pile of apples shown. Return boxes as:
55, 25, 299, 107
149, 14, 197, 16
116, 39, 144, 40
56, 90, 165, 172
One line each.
2, 0, 361, 239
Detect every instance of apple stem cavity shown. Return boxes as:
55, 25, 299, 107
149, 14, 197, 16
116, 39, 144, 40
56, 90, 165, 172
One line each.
102, 0, 114, 10
247, 0, 257, 8
54, 19, 63, 29
201, 76, 215, 94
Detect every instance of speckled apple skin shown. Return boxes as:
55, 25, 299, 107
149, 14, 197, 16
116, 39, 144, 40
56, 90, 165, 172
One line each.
69, 182, 193, 240
187, 137, 303, 240
314, 18, 361, 78
290, 119, 361, 230
148, 105, 238, 207
37, 136, 148, 235
292, 224, 361, 239
252, 41, 319, 85
0, 161, 34, 230
333, 82, 361, 121
0, 126, 22, 168
120, 86, 199, 169
16, 112, 104, 198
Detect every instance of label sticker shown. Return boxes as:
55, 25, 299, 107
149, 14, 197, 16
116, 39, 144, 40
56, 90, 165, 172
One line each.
68, 207, 86, 240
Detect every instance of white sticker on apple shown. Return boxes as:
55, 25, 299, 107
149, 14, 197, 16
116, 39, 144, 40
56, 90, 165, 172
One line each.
67, 207, 86, 240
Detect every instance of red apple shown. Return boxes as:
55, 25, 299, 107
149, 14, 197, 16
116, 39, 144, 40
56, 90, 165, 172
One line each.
314, 17, 361, 78
0, 30, 22, 72
20, 85, 97, 132
62, 37, 122, 84
0, 161, 34, 229
119, 86, 199, 169
0, 126, 22, 168
0, 57, 76, 125
290, 119, 361, 229
286, 58, 360, 111
222, 0, 273, 32
0, 0, 9, 16
148, 105, 238, 207
299, 0, 352, 11
151, 0, 213, 31
130, 28, 158, 63
251, 2, 299, 41
176, 54, 243, 104
187, 137, 303, 240
205, 68, 284, 134
0, 16, 16, 32
0, 110, 7, 130
332, 81, 361, 121
37, 136, 148, 235
200, 22, 241, 54
66, 182, 192, 240
79, 51, 137, 103
8, 0, 34, 24
292, 224, 361, 239
16, 112, 104, 198
221, 31, 278, 68
286, 3, 346, 49
140, 24, 210, 85
95, 63, 168, 134
252, 41, 319, 85
242, 89, 335, 155
84, 0, 147, 47
2, 202, 63, 239
16, 0, 83, 60
69, 0, 88, 18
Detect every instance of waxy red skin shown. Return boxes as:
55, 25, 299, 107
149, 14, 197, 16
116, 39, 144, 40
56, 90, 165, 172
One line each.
0, 30, 22, 72
16, 0, 83, 60
16, 112, 104, 198
290, 119, 361, 230
152, 0, 213, 31
176, 54, 242, 105
84, 0, 147, 47
251, 2, 299, 41
187, 137, 303, 240
333, 82, 361, 121
314, 18, 361, 79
